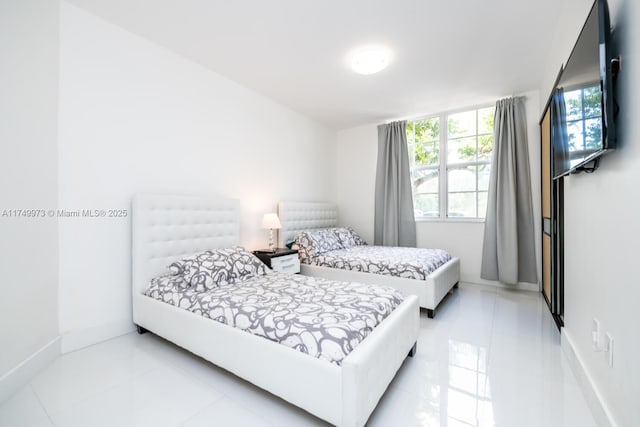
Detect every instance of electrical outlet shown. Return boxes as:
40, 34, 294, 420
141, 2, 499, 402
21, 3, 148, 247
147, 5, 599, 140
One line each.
592, 318, 601, 350
604, 333, 614, 367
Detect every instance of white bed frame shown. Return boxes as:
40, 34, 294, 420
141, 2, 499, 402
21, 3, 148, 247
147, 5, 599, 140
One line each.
132, 194, 419, 427
278, 201, 460, 317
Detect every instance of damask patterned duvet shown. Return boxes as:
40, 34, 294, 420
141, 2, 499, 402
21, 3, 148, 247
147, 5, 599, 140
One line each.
144, 272, 404, 365
306, 246, 452, 280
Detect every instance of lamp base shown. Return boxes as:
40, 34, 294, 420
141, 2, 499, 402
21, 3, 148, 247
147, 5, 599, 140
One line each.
268, 228, 275, 252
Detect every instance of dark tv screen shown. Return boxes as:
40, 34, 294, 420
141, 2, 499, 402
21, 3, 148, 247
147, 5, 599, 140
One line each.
552, 0, 616, 179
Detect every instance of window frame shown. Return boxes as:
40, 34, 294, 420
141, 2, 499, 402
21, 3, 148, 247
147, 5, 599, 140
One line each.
563, 84, 602, 159
407, 103, 495, 223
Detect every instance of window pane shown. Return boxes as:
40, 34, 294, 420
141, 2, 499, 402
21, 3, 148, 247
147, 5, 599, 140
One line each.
478, 107, 495, 134
584, 118, 602, 149
566, 121, 583, 151
478, 134, 493, 161
414, 117, 439, 142
407, 143, 415, 166
478, 164, 491, 191
478, 192, 488, 218
414, 194, 439, 218
445, 107, 494, 219
413, 168, 439, 193
583, 86, 602, 117
413, 166, 439, 217
447, 137, 476, 164
414, 140, 439, 166
448, 111, 476, 138
448, 166, 476, 192
564, 90, 582, 120
407, 121, 415, 144
408, 117, 440, 219
448, 192, 476, 218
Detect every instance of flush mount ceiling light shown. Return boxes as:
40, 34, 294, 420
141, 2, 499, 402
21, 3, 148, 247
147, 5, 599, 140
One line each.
350, 47, 390, 75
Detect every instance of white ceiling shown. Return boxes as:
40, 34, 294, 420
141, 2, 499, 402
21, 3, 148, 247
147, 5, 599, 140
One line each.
67, 0, 561, 130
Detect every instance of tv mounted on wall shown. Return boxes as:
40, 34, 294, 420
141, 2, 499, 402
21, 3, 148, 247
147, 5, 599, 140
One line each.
552, 0, 617, 179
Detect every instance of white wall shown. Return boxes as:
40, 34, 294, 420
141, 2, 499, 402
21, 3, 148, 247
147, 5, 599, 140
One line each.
540, 0, 596, 107
544, 0, 640, 425
336, 92, 541, 290
0, 0, 60, 381
58, 2, 336, 351
335, 124, 378, 244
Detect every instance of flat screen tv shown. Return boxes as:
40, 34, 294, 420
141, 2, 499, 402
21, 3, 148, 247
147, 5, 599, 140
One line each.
552, 0, 616, 179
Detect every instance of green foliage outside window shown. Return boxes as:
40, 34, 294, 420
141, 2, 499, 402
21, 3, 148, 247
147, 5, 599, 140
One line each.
564, 86, 602, 151
408, 118, 440, 165
409, 111, 495, 165
407, 106, 495, 219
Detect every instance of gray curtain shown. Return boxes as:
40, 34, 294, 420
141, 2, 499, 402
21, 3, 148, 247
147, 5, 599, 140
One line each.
374, 121, 416, 247
481, 97, 537, 284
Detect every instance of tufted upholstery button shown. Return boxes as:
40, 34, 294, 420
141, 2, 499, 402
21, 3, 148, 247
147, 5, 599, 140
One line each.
133, 195, 244, 294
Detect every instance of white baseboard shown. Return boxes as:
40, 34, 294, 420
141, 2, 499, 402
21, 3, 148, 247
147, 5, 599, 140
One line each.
460, 279, 539, 292
0, 336, 60, 404
561, 330, 618, 427
61, 319, 135, 354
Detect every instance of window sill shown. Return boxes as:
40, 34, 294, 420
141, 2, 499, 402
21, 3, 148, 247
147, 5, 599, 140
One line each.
415, 217, 485, 224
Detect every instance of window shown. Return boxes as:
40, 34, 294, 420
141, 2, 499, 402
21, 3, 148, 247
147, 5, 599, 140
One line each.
563, 86, 602, 157
407, 105, 495, 220
407, 117, 440, 218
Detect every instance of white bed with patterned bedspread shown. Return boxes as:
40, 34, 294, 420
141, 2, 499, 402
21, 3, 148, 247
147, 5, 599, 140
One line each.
278, 201, 460, 317
145, 271, 404, 365
305, 245, 452, 280
132, 194, 419, 427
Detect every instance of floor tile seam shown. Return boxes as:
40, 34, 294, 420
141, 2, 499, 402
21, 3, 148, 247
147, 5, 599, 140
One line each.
149, 348, 238, 401
58, 333, 138, 357
177, 395, 276, 427
41, 363, 225, 425
28, 383, 56, 427
174, 393, 227, 427
222, 396, 279, 427
37, 362, 158, 419
176, 397, 219, 427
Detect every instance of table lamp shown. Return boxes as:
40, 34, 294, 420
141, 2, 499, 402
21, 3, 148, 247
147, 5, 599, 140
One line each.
261, 213, 281, 252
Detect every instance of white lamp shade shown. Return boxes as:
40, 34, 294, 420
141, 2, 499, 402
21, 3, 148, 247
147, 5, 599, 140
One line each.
261, 213, 281, 229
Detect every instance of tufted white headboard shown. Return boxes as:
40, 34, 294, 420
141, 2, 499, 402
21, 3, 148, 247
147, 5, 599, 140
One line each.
131, 194, 240, 296
277, 201, 338, 247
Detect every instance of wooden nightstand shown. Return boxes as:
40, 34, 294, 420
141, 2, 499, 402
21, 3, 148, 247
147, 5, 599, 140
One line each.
253, 248, 300, 274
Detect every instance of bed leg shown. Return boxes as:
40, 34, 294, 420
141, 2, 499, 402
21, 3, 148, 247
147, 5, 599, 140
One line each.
408, 342, 417, 358
426, 309, 435, 319
136, 325, 148, 335
453, 281, 459, 289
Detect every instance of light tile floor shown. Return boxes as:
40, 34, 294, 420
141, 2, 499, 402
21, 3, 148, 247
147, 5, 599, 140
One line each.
0, 285, 596, 427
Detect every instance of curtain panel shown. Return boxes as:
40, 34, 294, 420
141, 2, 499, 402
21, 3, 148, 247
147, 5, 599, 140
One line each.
481, 97, 537, 285
374, 121, 417, 247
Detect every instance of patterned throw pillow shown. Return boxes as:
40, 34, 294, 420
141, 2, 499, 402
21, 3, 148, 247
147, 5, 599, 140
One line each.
346, 226, 368, 246
332, 227, 354, 247
311, 229, 343, 252
293, 232, 313, 263
329, 227, 368, 248
168, 247, 267, 291
150, 271, 190, 290
227, 248, 268, 280
294, 229, 343, 263
168, 250, 220, 276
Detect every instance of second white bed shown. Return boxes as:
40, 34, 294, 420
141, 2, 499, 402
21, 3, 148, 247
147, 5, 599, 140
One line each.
278, 201, 460, 317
